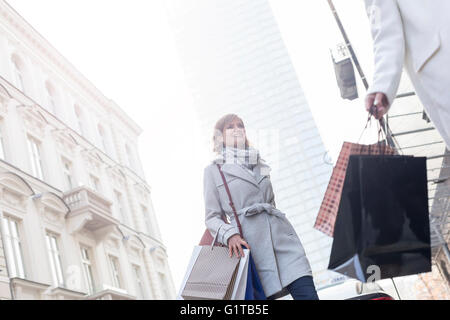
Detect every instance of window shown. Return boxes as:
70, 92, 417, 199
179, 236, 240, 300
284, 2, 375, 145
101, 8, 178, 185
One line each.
0, 122, 5, 159
74, 105, 85, 137
80, 246, 95, 295
158, 272, 170, 299
108, 255, 122, 289
141, 205, 151, 235
125, 143, 136, 170
27, 135, 44, 180
132, 265, 145, 299
45, 81, 57, 114
2, 216, 26, 278
45, 233, 65, 287
11, 54, 25, 92
89, 174, 101, 193
62, 157, 74, 190
114, 190, 129, 225
97, 124, 108, 154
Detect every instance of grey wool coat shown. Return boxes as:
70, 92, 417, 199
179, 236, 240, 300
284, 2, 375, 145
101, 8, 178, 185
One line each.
203, 158, 313, 299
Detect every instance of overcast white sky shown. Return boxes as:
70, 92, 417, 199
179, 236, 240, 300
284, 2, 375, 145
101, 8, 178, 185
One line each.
7, 0, 381, 292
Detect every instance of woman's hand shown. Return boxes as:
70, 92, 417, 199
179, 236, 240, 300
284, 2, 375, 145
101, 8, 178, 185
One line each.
227, 234, 251, 258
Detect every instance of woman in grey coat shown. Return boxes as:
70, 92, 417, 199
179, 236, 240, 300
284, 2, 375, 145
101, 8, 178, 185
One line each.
203, 113, 319, 300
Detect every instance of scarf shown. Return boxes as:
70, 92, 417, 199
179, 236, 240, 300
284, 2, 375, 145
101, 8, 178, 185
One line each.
215, 146, 260, 171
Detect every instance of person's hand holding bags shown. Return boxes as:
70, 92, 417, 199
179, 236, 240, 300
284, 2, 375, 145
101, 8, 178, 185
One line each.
228, 234, 251, 258
365, 92, 390, 120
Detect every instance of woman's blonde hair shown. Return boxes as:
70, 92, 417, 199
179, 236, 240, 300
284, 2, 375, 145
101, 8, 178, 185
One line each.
212, 114, 250, 153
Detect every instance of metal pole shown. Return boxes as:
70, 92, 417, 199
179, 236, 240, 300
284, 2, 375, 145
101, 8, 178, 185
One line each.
327, 0, 368, 90
326, 0, 398, 148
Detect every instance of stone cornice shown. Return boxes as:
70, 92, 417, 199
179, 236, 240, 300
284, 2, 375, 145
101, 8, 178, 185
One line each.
0, 1, 143, 136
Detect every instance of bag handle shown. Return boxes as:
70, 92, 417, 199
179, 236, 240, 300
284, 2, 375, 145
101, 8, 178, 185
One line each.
216, 164, 244, 239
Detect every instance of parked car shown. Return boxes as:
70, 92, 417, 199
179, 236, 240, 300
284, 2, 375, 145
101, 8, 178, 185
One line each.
317, 279, 395, 300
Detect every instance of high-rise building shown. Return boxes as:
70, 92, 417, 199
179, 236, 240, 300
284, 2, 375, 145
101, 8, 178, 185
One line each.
0, 0, 175, 300
165, 0, 340, 292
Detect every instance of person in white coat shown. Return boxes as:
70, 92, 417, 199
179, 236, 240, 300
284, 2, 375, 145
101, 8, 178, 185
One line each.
203, 113, 318, 300
364, 0, 450, 150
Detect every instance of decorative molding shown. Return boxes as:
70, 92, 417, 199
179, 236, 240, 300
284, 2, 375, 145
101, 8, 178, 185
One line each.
0, 172, 34, 210
82, 150, 103, 176
52, 129, 79, 157
33, 192, 69, 213
106, 167, 126, 190
124, 235, 145, 259
104, 238, 119, 252
134, 183, 149, 205
17, 105, 48, 139
0, 187, 26, 208
42, 208, 64, 226
33, 192, 69, 227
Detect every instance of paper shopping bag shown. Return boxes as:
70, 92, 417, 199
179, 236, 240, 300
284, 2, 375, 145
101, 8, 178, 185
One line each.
178, 245, 249, 300
328, 154, 432, 281
314, 141, 397, 237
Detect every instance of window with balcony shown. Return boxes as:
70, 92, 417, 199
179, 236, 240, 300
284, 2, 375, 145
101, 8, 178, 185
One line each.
80, 246, 95, 295
45, 232, 65, 287
108, 255, 122, 289
27, 135, 44, 180
2, 215, 26, 279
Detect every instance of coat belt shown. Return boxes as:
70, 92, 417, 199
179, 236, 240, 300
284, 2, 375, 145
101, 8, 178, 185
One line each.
229, 203, 286, 220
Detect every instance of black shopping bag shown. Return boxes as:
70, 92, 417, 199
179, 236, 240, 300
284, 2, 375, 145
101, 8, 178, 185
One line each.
328, 154, 432, 282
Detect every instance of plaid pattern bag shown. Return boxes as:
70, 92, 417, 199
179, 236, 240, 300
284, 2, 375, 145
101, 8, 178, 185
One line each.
314, 141, 397, 237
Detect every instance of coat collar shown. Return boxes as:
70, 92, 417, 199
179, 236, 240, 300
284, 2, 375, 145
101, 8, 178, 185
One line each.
213, 159, 271, 188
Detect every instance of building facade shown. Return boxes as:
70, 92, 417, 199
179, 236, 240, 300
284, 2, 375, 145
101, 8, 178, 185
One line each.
165, 0, 339, 291
0, 0, 175, 300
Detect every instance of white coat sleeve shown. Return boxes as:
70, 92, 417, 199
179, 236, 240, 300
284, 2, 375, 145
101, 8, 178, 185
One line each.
364, 0, 405, 106
203, 167, 240, 246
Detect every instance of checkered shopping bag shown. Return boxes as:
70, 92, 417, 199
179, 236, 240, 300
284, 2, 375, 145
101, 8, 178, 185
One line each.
313, 141, 397, 237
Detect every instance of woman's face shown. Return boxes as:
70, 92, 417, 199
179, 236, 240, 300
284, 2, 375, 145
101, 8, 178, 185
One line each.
223, 117, 246, 149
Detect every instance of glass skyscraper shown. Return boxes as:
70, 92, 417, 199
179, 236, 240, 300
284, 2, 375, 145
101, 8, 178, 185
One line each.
165, 0, 340, 291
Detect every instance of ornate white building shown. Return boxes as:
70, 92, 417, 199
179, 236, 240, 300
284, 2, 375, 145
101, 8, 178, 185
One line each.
0, 0, 175, 300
